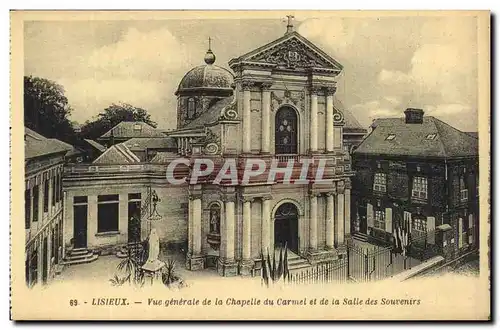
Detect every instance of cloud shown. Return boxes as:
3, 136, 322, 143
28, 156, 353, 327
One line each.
52, 26, 195, 128
297, 17, 357, 58
350, 100, 401, 127
62, 78, 167, 124
87, 27, 192, 80
378, 69, 413, 85
425, 103, 477, 132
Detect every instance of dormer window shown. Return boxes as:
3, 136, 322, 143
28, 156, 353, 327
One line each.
133, 124, 142, 131
426, 133, 436, 140
386, 134, 396, 141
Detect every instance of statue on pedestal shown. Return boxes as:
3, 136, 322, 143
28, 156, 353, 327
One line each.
141, 228, 165, 283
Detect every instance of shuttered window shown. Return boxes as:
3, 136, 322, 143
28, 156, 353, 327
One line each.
25, 189, 31, 229
427, 216, 435, 244
367, 203, 374, 229
385, 208, 393, 233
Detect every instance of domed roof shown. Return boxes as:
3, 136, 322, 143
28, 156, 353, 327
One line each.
176, 48, 234, 95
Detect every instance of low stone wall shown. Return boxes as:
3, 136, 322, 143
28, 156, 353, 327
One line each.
391, 256, 445, 281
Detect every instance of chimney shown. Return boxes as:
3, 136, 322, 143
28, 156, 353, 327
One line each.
404, 108, 424, 124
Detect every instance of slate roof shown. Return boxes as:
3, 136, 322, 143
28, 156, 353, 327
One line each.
25, 127, 74, 160
123, 137, 177, 151
354, 116, 478, 159
150, 151, 180, 163
99, 121, 166, 139
93, 143, 140, 164
182, 96, 234, 129
466, 132, 479, 139
334, 97, 366, 133
84, 139, 106, 152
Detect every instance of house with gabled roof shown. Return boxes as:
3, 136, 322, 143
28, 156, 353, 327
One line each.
352, 108, 479, 260
97, 121, 167, 147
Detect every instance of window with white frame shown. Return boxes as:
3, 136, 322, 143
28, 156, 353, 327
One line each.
374, 210, 385, 230
412, 216, 427, 233
412, 176, 428, 200
373, 173, 387, 193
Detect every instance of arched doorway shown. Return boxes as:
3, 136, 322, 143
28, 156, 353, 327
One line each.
274, 203, 299, 253
275, 106, 298, 154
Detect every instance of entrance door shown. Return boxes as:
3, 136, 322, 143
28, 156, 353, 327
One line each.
73, 204, 88, 249
274, 203, 299, 253
128, 201, 141, 243
42, 238, 48, 284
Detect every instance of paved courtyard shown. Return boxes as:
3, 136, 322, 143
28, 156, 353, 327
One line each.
55, 251, 223, 287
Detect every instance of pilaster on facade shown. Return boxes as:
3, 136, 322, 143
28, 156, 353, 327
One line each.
325, 86, 337, 154
218, 192, 238, 276
309, 85, 321, 154
336, 180, 346, 247
325, 191, 336, 250
260, 82, 273, 154
260, 194, 273, 256
240, 196, 254, 275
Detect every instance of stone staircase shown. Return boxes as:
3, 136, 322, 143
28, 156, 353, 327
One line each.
351, 232, 369, 242
61, 248, 98, 266
287, 253, 312, 272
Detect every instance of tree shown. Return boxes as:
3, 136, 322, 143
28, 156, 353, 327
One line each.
24, 76, 76, 143
80, 103, 157, 140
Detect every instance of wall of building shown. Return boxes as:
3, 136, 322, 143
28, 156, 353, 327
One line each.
63, 176, 189, 254
352, 155, 479, 259
25, 156, 65, 287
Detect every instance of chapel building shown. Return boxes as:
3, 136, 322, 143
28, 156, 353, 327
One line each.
62, 22, 365, 276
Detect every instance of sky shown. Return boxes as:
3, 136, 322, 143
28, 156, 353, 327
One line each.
24, 13, 479, 132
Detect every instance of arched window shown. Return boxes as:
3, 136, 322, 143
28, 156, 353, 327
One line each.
187, 98, 195, 119
275, 106, 298, 154
209, 203, 221, 235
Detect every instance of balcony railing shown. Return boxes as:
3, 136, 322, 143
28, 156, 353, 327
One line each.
65, 163, 168, 175
274, 154, 301, 163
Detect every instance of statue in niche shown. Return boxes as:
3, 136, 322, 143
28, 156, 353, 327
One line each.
209, 204, 221, 234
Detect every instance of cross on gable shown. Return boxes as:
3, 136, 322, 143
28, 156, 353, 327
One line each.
286, 15, 295, 33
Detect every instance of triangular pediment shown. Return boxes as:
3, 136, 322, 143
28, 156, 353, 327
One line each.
231, 31, 343, 72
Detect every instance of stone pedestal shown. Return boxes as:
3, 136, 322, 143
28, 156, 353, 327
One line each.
217, 258, 238, 277
239, 259, 254, 276
186, 254, 205, 271
142, 259, 166, 285
336, 244, 348, 256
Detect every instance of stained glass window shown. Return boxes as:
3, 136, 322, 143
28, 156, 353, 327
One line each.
275, 107, 298, 154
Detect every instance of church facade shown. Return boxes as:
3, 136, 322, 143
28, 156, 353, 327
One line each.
62, 24, 363, 276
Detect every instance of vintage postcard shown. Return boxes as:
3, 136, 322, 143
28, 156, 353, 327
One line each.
10, 10, 490, 320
